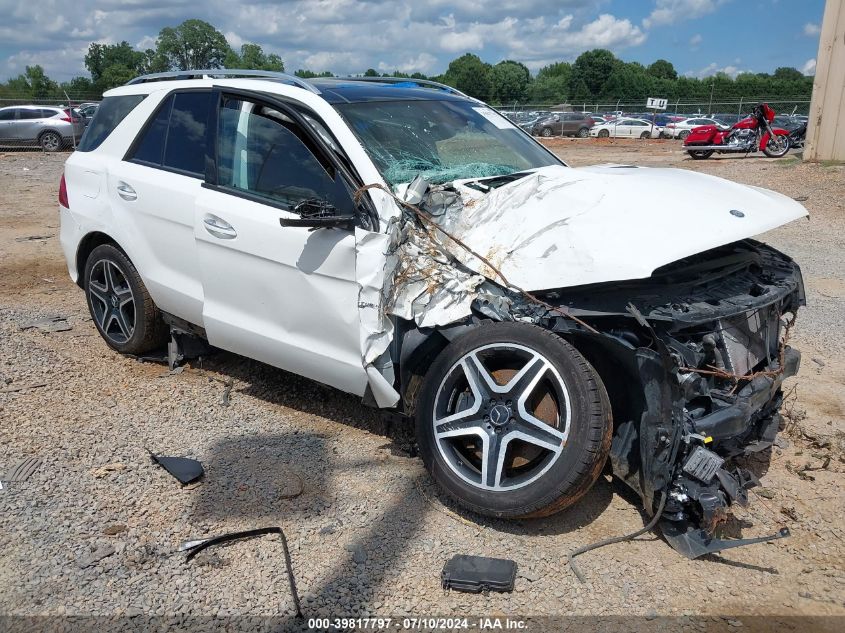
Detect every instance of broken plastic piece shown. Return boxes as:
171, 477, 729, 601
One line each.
181, 527, 302, 618
660, 521, 790, 559
148, 450, 204, 485
441, 555, 517, 593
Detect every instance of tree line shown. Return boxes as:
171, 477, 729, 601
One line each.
0, 18, 813, 106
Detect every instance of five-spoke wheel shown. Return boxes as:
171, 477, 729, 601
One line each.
416, 322, 612, 518
83, 244, 167, 354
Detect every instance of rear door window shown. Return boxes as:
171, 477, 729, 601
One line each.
128, 91, 212, 177
78, 94, 145, 152
18, 110, 43, 120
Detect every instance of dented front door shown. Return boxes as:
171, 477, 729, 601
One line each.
194, 92, 368, 396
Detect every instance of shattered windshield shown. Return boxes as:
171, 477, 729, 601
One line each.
334, 99, 560, 186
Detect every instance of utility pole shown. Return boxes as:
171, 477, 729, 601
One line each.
708, 80, 715, 117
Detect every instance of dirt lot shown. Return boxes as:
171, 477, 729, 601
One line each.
1, 140, 843, 631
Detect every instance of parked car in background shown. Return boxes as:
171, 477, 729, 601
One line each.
0, 105, 86, 151
773, 115, 805, 131
663, 117, 725, 139
590, 117, 662, 139
588, 115, 608, 124
77, 102, 100, 125
532, 112, 594, 138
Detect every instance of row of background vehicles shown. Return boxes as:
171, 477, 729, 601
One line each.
0, 102, 99, 151
503, 107, 807, 139
502, 105, 807, 159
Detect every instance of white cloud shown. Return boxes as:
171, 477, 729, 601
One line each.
643, 0, 728, 29
803, 22, 820, 37
801, 58, 816, 75
689, 33, 703, 49
685, 61, 747, 79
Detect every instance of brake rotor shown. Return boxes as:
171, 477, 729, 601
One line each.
464, 368, 559, 468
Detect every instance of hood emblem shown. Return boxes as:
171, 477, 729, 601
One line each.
730, 209, 745, 218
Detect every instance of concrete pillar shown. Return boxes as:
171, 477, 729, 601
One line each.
805, 0, 845, 161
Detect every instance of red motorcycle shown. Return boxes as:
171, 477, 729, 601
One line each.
683, 103, 790, 160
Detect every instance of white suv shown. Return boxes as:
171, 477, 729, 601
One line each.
61, 70, 807, 556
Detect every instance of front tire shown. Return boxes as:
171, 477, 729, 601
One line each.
763, 133, 790, 158
83, 244, 167, 355
598, 129, 610, 138
541, 127, 553, 138
640, 131, 650, 139
416, 322, 612, 519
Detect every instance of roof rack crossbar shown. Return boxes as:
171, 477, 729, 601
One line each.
336, 76, 475, 100
126, 69, 320, 94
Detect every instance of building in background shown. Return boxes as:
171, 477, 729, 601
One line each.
805, 0, 845, 161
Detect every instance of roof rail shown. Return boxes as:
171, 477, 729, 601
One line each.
336, 76, 476, 100
126, 69, 320, 94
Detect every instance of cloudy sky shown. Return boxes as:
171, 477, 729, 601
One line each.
0, 0, 826, 82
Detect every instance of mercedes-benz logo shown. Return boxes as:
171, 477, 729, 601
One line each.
489, 404, 511, 427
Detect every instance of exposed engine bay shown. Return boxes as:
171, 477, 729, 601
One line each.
547, 240, 804, 557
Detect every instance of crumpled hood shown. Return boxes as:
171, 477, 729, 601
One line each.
439, 164, 809, 291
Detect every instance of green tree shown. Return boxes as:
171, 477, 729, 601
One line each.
85, 41, 147, 90
647, 59, 677, 81
491, 60, 530, 104
62, 76, 96, 97
294, 69, 333, 78
570, 49, 618, 99
363, 68, 379, 77
442, 53, 492, 100
527, 62, 571, 103
156, 19, 230, 70
773, 67, 803, 82
224, 43, 284, 71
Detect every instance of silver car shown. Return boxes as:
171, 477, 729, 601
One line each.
0, 105, 86, 151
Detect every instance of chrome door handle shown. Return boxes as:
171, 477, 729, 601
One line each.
116, 181, 137, 201
203, 214, 237, 239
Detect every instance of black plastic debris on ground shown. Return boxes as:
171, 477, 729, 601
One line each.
148, 450, 204, 485
441, 555, 517, 593
180, 527, 302, 619
19, 315, 71, 332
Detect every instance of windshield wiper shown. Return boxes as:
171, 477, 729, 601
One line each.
462, 171, 533, 192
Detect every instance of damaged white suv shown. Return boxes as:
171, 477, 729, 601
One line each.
61, 71, 807, 558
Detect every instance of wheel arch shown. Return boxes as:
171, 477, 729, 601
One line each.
563, 331, 645, 436
75, 231, 126, 288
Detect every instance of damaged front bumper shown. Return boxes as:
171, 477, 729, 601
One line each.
557, 240, 804, 558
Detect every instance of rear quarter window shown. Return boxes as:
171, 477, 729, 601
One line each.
77, 94, 146, 152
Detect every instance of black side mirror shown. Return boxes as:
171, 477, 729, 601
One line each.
279, 199, 355, 229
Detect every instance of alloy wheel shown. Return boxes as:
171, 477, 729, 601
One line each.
88, 259, 136, 344
432, 343, 570, 492
40, 132, 60, 151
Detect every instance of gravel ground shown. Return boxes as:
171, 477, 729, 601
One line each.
1, 144, 843, 632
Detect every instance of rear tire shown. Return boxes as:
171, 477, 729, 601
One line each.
415, 322, 612, 519
39, 131, 62, 152
541, 127, 553, 138
687, 149, 714, 160
640, 131, 650, 139
83, 244, 168, 355
577, 127, 589, 138
678, 130, 690, 140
